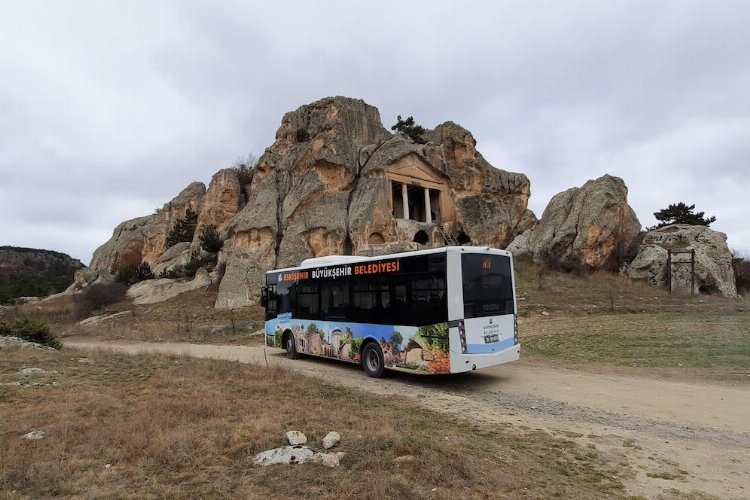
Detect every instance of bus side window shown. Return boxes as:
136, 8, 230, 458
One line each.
276, 280, 296, 316
265, 285, 278, 320
321, 279, 348, 320
297, 282, 319, 319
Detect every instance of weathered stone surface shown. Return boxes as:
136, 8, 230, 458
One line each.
513, 209, 538, 238
91, 183, 206, 273
19, 367, 45, 375
506, 232, 532, 257
323, 431, 340, 449
94, 97, 532, 309
66, 267, 116, 292
286, 430, 307, 446
22, 430, 45, 440
194, 168, 244, 237
78, 310, 133, 326
126, 268, 211, 305
623, 225, 738, 297
152, 242, 192, 276
529, 175, 641, 270
253, 445, 340, 467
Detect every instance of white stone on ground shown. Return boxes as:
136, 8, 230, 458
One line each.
285, 430, 307, 445
19, 367, 44, 375
22, 430, 44, 440
322, 431, 340, 449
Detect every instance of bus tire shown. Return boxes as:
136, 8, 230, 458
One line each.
361, 342, 385, 378
284, 332, 300, 360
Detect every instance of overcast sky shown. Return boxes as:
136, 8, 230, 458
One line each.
1, 0, 748, 264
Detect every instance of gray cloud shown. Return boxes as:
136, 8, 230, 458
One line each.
1, 0, 748, 263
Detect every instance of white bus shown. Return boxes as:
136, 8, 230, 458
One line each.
261, 246, 520, 377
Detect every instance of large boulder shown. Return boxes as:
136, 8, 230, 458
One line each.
90, 183, 206, 273
529, 175, 641, 270
623, 225, 738, 297
126, 268, 212, 305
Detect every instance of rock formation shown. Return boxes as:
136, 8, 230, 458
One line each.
528, 175, 641, 271
623, 224, 738, 297
90, 182, 206, 273
196, 96, 529, 308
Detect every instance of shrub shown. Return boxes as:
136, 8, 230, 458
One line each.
116, 262, 155, 286
165, 208, 198, 248
0, 318, 61, 349
77, 282, 128, 314
199, 225, 223, 253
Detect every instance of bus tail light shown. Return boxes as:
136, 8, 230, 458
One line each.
458, 320, 467, 354
514, 315, 519, 345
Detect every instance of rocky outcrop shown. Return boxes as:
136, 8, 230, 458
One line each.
529, 175, 641, 271
92, 97, 532, 309
623, 225, 738, 297
91, 183, 206, 273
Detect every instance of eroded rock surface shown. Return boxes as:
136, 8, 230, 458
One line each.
623, 225, 738, 297
91, 96, 532, 308
91, 183, 206, 273
529, 175, 641, 271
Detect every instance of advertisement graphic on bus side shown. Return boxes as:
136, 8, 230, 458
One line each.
266, 315, 450, 374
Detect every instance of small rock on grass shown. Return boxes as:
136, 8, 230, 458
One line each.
323, 431, 340, 449
19, 368, 44, 375
22, 430, 44, 440
286, 430, 307, 446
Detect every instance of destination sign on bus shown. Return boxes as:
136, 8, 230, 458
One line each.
278, 259, 401, 282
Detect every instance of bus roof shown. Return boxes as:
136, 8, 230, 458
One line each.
268, 246, 511, 274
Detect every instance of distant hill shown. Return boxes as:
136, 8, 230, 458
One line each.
0, 246, 84, 304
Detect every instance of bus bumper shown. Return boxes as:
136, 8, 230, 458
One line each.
449, 343, 520, 374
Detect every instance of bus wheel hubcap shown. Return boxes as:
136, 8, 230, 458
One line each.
367, 350, 379, 371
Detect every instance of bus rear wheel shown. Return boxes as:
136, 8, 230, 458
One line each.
362, 342, 385, 378
285, 332, 300, 360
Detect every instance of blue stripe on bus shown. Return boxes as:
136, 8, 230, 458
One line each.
466, 337, 515, 354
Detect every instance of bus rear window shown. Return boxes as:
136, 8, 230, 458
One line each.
461, 254, 514, 318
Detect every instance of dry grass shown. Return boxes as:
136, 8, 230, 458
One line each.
1, 347, 627, 499
514, 256, 748, 317
521, 312, 750, 382
0, 288, 266, 346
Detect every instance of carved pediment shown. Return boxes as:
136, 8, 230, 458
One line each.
386, 153, 448, 189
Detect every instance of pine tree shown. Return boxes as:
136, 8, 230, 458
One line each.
650, 202, 716, 230
391, 115, 427, 144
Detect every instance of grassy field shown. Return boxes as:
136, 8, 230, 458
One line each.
521, 312, 750, 382
0, 347, 627, 499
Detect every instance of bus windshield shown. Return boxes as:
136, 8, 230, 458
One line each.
461, 253, 514, 318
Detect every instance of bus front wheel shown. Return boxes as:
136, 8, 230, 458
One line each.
361, 342, 385, 378
285, 332, 300, 360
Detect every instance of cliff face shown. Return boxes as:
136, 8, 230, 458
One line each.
89, 96, 532, 309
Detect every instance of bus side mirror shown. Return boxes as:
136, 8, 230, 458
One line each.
260, 286, 268, 308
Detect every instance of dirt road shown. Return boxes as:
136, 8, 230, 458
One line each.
65, 338, 750, 499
